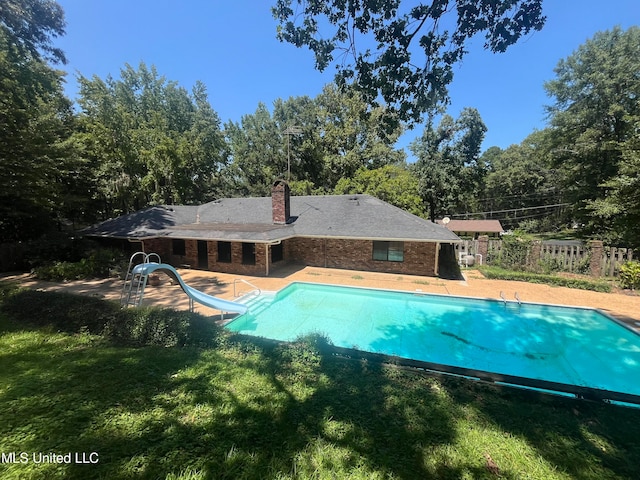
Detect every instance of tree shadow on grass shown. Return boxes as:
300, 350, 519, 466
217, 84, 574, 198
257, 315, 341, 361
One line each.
445, 381, 640, 480
0, 322, 466, 479
2, 290, 639, 479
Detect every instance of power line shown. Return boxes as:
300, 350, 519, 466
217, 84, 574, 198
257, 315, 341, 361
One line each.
474, 188, 560, 203
450, 202, 570, 217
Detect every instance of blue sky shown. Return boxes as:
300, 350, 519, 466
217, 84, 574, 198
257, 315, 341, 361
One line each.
55, 1, 639, 154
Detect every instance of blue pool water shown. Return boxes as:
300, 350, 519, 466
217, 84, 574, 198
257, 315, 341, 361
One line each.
226, 282, 640, 401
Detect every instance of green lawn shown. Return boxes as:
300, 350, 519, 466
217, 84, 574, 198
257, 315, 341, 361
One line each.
1, 285, 639, 479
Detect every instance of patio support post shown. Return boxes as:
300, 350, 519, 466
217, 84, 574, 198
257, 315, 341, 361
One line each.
265, 244, 270, 277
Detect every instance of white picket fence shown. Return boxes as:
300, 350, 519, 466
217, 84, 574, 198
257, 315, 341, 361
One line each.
454, 239, 634, 277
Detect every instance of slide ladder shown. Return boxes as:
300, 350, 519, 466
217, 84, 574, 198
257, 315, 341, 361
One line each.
121, 252, 161, 307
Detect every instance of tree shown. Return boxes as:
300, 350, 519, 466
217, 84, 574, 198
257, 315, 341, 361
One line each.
334, 165, 426, 217
481, 131, 562, 230
227, 84, 405, 194
588, 133, 640, 246
314, 84, 405, 188
544, 26, 640, 244
411, 108, 486, 221
0, 0, 66, 64
225, 103, 284, 196
273, 0, 545, 128
75, 63, 228, 216
0, 26, 74, 241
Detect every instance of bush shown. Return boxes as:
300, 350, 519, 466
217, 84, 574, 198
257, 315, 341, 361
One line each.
495, 232, 534, 270
619, 261, 640, 290
0, 289, 222, 348
536, 255, 564, 275
33, 248, 126, 281
24, 233, 92, 267
478, 265, 612, 293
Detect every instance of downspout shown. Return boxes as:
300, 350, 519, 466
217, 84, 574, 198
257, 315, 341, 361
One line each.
264, 240, 282, 277
128, 238, 144, 253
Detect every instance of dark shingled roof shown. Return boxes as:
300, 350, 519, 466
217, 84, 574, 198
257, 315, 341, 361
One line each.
84, 194, 460, 243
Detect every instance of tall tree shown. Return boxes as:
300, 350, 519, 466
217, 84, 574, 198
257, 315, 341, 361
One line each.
481, 131, 561, 229
411, 108, 486, 221
75, 63, 227, 216
273, 0, 545, 128
544, 26, 640, 244
0, 0, 66, 63
273, 94, 325, 187
0, 25, 73, 241
588, 132, 640, 247
334, 164, 426, 217
225, 103, 284, 196
314, 84, 405, 188
227, 84, 405, 194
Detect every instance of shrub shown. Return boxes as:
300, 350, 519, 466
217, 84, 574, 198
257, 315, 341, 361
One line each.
536, 255, 564, 275
478, 265, 612, 293
33, 248, 126, 281
0, 289, 222, 348
619, 261, 640, 290
495, 232, 534, 270
24, 232, 86, 267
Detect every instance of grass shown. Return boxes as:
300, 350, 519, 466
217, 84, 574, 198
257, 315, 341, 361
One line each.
1, 283, 640, 479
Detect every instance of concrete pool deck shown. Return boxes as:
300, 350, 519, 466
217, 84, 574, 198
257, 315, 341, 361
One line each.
2, 265, 639, 331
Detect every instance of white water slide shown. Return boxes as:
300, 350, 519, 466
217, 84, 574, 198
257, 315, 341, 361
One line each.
121, 253, 248, 315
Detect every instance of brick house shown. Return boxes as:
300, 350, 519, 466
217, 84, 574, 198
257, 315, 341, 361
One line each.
84, 180, 461, 277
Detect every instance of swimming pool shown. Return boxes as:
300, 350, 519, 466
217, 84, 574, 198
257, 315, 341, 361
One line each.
226, 282, 640, 405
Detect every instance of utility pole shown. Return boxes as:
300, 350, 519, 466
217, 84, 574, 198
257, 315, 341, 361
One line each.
283, 126, 302, 181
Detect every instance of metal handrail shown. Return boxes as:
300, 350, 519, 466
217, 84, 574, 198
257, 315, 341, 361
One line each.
120, 251, 162, 307
233, 278, 261, 298
147, 252, 161, 264
499, 291, 507, 306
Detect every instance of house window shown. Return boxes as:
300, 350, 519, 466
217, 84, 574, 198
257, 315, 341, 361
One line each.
172, 239, 186, 256
373, 241, 404, 262
271, 243, 284, 262
242, 242, 256, 265
217, 241, 232, 263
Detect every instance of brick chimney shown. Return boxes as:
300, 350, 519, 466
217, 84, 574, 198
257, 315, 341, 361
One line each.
271, 180, 290, 224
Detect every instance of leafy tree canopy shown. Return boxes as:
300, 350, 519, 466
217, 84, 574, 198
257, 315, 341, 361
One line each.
0, 0, 66, 63
226, 84, 405, 195
273, 0, 545, 128
75, 63, 228, 217
481, 131, 564, 231
411, 107, 486, 221
334, 165, 426, 217
544, 26, 640, 245
0, 26, 73, 240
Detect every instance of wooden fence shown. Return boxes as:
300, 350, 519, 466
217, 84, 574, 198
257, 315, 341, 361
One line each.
454, 239, 634, 277
600, 246, 635, 277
